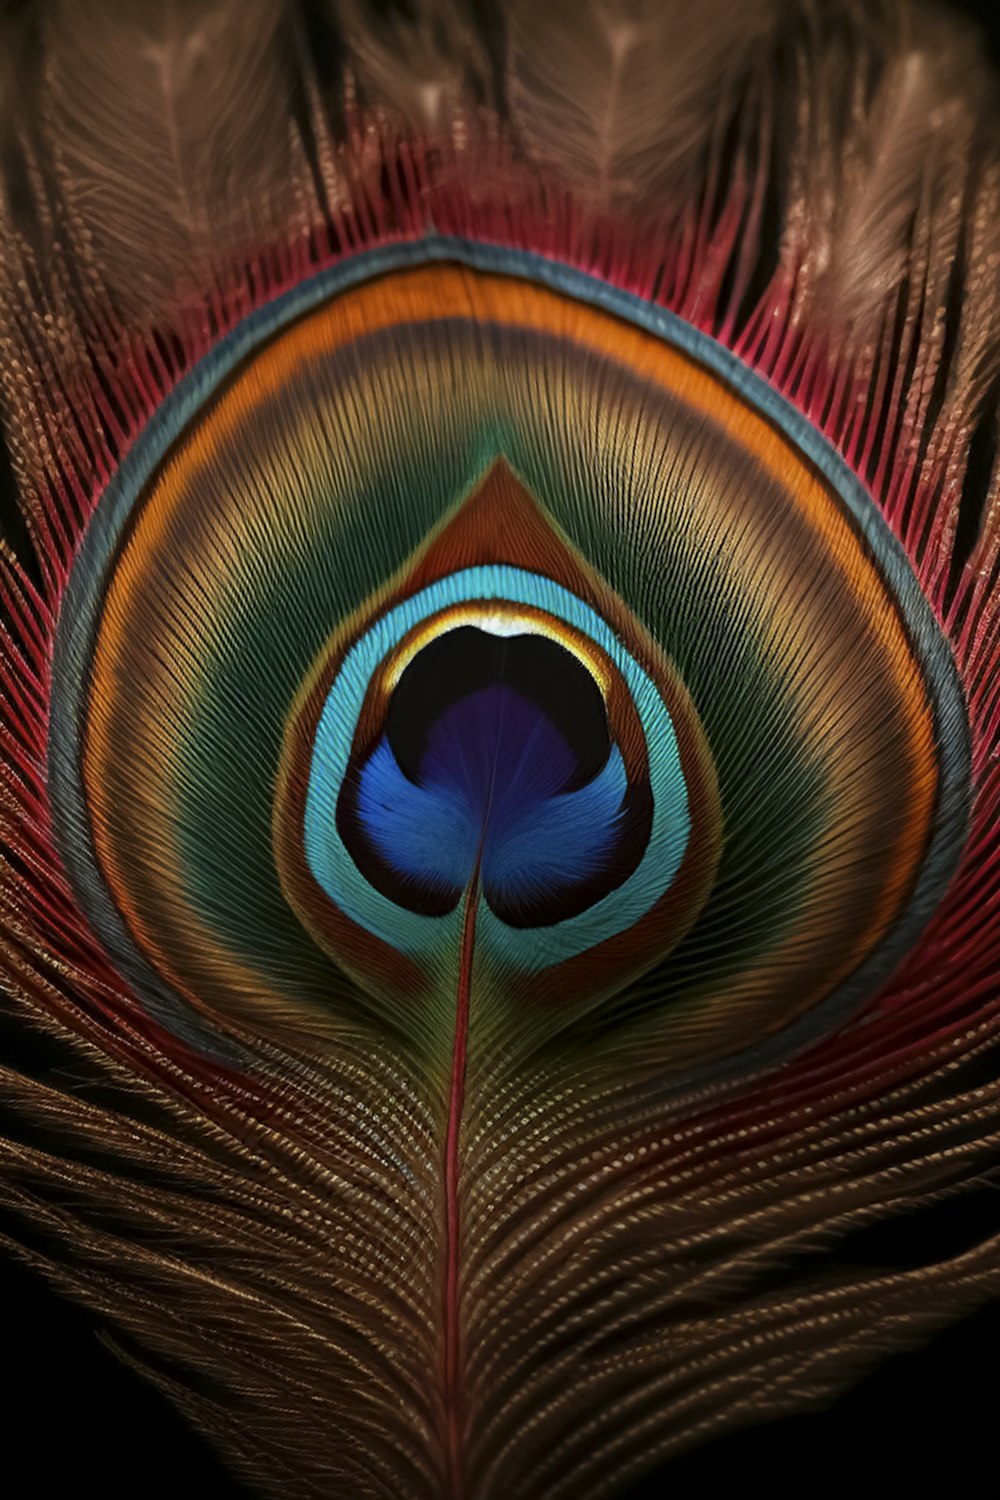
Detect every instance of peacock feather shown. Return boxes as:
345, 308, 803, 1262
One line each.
1, 1, 999, 1495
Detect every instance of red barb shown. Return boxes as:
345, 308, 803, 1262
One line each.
442, 866, 479, 1498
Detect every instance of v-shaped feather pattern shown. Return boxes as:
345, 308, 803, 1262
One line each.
2, 2, 1000, 1496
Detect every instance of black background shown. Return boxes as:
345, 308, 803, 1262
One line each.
2, 1, 999, 1494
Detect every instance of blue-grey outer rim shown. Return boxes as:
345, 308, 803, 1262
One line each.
47, 234, 973, 1077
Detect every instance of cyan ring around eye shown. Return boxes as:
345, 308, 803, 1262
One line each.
301, 566, 689, 975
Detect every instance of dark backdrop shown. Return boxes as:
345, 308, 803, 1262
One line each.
1, 1, 998, 1494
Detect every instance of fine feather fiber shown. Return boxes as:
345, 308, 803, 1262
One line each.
1, 2, 1000, 1498
39, 0, 306, 308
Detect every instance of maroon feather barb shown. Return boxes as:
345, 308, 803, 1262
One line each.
1, 2, 1000, 1498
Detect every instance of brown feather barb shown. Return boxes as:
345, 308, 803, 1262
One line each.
1, 2, 1000, 1497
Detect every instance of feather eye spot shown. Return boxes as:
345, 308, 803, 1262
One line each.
47, 247, 968, 1079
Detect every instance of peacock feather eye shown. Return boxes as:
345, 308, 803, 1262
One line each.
2, 4, 1000, 1497
50, 254, 967, 1083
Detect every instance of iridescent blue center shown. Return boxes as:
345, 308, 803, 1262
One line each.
335, 624, 648, 924
355, 675, 629, 920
